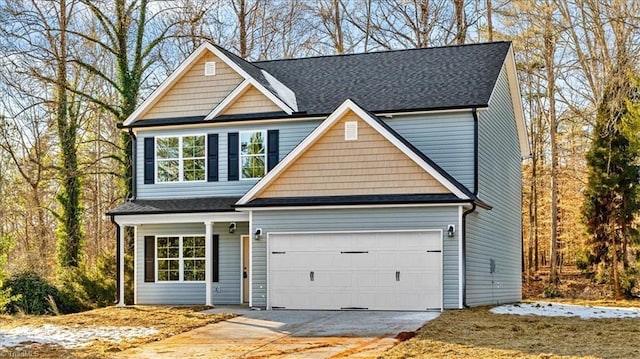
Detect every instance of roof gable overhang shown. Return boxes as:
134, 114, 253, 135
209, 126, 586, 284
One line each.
123, 42, 297, 127
504, 44, 531, 159
237, 99, 473, 206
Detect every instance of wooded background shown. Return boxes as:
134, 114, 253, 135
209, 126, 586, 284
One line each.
0, 0, 639, 305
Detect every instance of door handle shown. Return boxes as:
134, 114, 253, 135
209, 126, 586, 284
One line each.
243, 267, 247, 278
310, 271, 314, 281
396, 271, 400, 281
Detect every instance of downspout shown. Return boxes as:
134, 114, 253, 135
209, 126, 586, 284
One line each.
110, 215, 121, 305
128, 128, 137, 200
461, 108, 480, 308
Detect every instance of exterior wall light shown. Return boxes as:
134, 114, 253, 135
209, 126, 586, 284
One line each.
447, 225, 456, 238
229, 222, 236, 233
254, 228, 263, 240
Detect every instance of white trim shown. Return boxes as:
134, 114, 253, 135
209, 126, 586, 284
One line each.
237, 99, 469, 205
131, 116, 325, 133
266, 231, 270, 310
124, 42, 296, 126
248, 211, 253, 308
112, 211, 249, 226
133, 226, 138, 305
205, 80, 252, 120
504, 45, 530, 158
205, 222, 213, 306
266, 229, 444, 311
239, 129, 267, 180
236, 202, 473, 212
261, 70, 298, 111
155, 234, 207, 283
117, 225, 126, 307
458, 206, 464, 309
155, 134, 207, 183
204, 61, 216, 76
240, 235, 249, 304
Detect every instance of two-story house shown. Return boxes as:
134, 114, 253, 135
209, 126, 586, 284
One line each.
108, 41, 529, 311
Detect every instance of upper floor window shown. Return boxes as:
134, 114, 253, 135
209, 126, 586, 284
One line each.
240, 130, 266, 179
156, 135, 206, 182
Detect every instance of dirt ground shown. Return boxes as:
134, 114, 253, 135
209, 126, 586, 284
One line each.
0, 306, 234, 359
383, 304, 640, 359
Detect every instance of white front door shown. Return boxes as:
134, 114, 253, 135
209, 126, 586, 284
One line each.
268, 231, 442, 311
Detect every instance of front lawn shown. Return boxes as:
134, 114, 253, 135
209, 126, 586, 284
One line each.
0, 305, 234, 358
384, 303, 640, 358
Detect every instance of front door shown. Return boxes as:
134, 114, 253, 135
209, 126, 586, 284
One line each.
242, 235, 250, 303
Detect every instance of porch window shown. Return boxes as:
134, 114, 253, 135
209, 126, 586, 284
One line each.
240, 130, 266, 179
156, 135, 206, 182
156, 235, 205, 282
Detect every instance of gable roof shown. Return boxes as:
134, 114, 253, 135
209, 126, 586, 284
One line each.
237, 99, 476, 206
123, 43, 297, 126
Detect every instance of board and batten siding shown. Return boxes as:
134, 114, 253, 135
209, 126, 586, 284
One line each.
135, 120, 320, 199
465, 64, 522, 306
135, 222, 247, 305
259, 111, 449, 198
142, 52, 244, 120
384, 111, 475, 191
251, 206, 461, 309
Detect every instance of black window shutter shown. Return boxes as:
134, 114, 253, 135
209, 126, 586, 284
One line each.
267, 130, 279, 171
144, 236, 155, 282
207, 134, 219, 182
143, 137, 155, 184
228, 133, 239, 181
212, 234, 220, 282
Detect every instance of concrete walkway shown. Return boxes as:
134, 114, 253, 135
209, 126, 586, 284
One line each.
118, 306, 439, 358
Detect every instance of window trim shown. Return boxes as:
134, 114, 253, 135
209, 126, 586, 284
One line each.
239, 130, 267, 180
155, 234, 206, 283
155, 134, 207, 183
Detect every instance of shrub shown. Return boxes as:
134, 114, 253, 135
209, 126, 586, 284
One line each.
58, 252, 116, 309
3, 272, 60, 315
0, 234, 20, 313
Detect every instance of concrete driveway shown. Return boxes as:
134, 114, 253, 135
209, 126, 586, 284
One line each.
118, 306, 439, 358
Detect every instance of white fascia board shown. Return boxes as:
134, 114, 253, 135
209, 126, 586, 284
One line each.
505, 45, 531, 159
237, 99, 469, 205
205, 80, 252, 120
262, 70, 298, 111
236, 202, 473, 211
112, 211, 249, 226
123, 43, 214, 126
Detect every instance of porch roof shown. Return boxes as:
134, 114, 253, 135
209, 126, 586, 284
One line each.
107, 196, 240, 215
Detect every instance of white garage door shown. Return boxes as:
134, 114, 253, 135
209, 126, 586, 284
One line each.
268, 231, 442, 311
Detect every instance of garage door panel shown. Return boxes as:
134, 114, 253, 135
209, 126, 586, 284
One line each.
269, 231, 442, 311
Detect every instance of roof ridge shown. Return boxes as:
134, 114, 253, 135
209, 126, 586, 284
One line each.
253, 41, 511, 64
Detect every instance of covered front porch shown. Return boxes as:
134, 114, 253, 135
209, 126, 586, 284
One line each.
108, 197, 251, 307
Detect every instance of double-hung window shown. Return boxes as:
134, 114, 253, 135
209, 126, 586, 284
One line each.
156, 235, 205, 282
156, 135, 206, 182
240, 130, 266, 179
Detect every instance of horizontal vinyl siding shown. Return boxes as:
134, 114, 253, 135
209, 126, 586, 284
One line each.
251, 206, 460, 309
136, 223, 206, 305
385, 112, 475, 190
142, 52, 244, 120
466, 65, 522, 306
136, 120, 320, 198
135, 222, 248, 305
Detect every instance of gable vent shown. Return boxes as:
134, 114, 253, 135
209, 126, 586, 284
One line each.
204, 61, 216, 76
345, 121, 358, 140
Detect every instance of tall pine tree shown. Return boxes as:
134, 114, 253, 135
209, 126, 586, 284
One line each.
583, 70, 640, 299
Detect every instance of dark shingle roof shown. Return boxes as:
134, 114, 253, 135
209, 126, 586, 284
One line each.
257, 42, 511, 114
107, 196, 239, 215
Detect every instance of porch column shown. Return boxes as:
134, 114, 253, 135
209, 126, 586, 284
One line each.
117, 224, 126, 307
205, 221, 213, 306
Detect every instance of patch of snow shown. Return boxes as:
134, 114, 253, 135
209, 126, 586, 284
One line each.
0, 324, 158, 349
491, 302, 640, 319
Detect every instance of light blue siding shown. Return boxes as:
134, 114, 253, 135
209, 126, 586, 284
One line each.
251, 206, 461, 309
385, 111, 475, 190
466, 65, 522, 306
135, 120, 320, 199
135, 222, 248, 305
